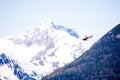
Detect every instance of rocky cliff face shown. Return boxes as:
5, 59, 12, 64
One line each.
0, 53, 36, 80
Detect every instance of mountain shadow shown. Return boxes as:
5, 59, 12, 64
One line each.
42, 24, 120, 80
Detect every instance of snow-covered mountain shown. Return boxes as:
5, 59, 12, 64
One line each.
0, 19, 91, 79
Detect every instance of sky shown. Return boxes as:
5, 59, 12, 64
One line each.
0, 0, 120, 43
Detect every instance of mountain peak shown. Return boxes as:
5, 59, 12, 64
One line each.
38, 19, 55, 32
40, 19, 54, 27
106, 23, 120, 36
97, 24, 120, 44
38, 19, 79, 38
109, 24, 120, 37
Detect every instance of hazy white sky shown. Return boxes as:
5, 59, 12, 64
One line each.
0, 0, 120, 43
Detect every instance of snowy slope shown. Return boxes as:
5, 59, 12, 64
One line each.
0, 65, 18, 80
0, 53, 39, 80
0, 19, 92, 79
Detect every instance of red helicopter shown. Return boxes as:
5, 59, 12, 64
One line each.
82, 35, 93, 41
